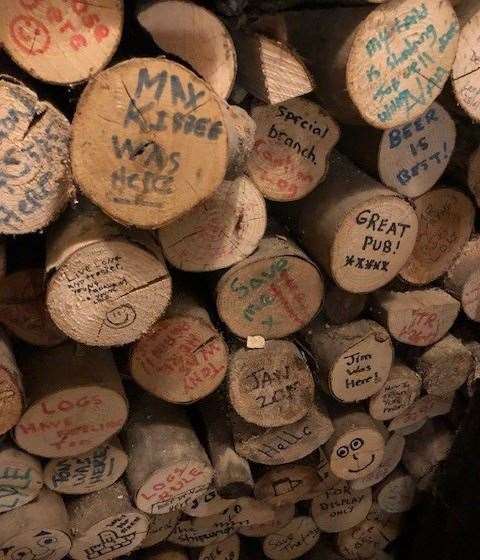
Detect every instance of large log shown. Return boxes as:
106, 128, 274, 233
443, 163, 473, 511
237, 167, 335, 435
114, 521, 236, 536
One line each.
0, 329, 24, 436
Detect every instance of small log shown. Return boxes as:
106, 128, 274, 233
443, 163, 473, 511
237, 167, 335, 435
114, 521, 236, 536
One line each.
371, 288, 460, 347
375, 468, 416, 514
238, 503, 295, 537
68, 479, 149, 560
247, 97, 340, 201
323, 286, 367, 326
399, 187, 475, 286
414, 335, 473, 395
262, 516, 321, 560
198, 534, 241, 560
227, 339, 315, 428
181, 483, 236, 518
303, 319, 393, 403
141, 511, 181, 548
351, 433, 405, 491
0, 329, 23, 436
123, 392, 213, 515
0, 269, 66, 346
216, 235, 324, 339
137, 0, 237, 99
0, 442, 43, 514
285, 151, 418, 293
200, 391, 254, 499
46, 202, 172, 347
43, 437, 128, 495
231, 393, 333, 465
144, 544, 189, 560
0, 1, 123, 84
451, 0, 480, 122
253, 463, 320, 507
223, 104, 257, 180
0, 78, 73, 233
158, 176, 266, 272
71, 58, 240, 229
368, 362, 421, 421
306, 448, 341, 497
14, 343, 128, 458
231, 31, 314, 104
0, 488, 71, 560
339, 102, 456, 198
311, 481, 372, 533
269, 0, 459, 127
388, 393, 454, 432
130, 290, 228, 404
324, 405, 386, 481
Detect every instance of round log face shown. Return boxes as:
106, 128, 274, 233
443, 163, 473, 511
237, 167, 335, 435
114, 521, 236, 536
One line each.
141, 511, 181, 548
1, 529, 71, 560
0, 80, 73, 234
0, 366, 23, 436
47, 239, 172, 346
262, 516, 320, 560
181, 484, 235, 518
14, 385, 128, 458
0, 451, 43, 514
378, 103, 456, 197
199, 534, 240, 560
71, 58, 229, 229
238, 504, 295, 537
462, 268, 480, 321
70, 512, 149, 560
254, 465, 319, 507
331, 197, 418, 293
0, 0, 123, 85
347, 0, 459, 128
377, 474, 416, 513
247, 98, 340, 201
130, 316, 228, 404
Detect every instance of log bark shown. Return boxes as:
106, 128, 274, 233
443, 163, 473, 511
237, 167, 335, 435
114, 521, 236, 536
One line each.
262, 516, 321, 560
14, 343, 128, 458
68, 479, 149, 560
123, 392, 214, 514
323, 285, 367, 325
46, 201, 172, 347
216, 235, 324, 339
0, 329, 23, 436
144, 544, 189, 560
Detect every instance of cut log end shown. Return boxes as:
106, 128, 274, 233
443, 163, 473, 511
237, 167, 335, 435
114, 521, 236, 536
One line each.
0, 447, 43, 514
262, 516, 321, 560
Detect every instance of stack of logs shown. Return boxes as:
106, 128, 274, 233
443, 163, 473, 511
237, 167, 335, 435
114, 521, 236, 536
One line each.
0, 0, 479, 559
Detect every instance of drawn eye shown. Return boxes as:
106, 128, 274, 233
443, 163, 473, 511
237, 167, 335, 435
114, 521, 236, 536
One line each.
12, 548, 33, 560
350, 438, 364, 451
38, 536, 57, 547
336, 445, 349, 458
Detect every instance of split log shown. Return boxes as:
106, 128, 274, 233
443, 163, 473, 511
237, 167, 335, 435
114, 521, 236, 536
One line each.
0, 78, 73, 233
14, 343, 128, 458
0, 269, 66, 346
368, 362, 421, 421
71, 58, 242, 229
399, 187, 475, 286
339, 102, 456, 198
303, 319, 393, 403
444, 236, 480, 321
414, 335, 473, 395
0, 442, 43, 513
271, 0, 459, 127
253, 463, 320, 507
200, 391, 254, 499
324, 405, 386, 481
0, 329, 23, 436
123, 393, 214, 515
284, 151, 418, 293
231, 393, 333, 465
198, 534, 241, 560
227, 339, 315, 427
68, 479, 149, 560
130, 290, 228, 404
375, 468, 416, 514
262, 516, 321, 560
43, 437, 128, 495
137, 0, 237, 99
388, 393, 454, 432
311, 481, 372, 533
231, 31, 314, 104
0, 1, 123, 84
238, 503, 295, 537
144, 544, 189, 560
247, 97, 340, 201
46, 202, 172, 347
351, 432, 405, 491
323, 286, 367, 326
157, 176, 267, 272
216, 235, 324, 339
0, 488, 71, 560
181, 483, 236, 518
451, 0, 480, 122
371, 288, 460, 347
141, 511, 181, 548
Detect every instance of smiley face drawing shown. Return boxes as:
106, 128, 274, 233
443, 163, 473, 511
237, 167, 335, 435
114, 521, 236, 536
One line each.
330, 428, 385, 481
105, 304, 136, 329
2, 529, 71, 560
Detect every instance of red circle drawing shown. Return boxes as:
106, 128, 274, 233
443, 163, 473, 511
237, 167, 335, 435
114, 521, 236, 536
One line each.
10, 15, 51, 55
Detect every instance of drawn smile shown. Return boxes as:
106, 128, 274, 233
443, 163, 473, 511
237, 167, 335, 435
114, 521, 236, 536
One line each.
348, 455, 375, 473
